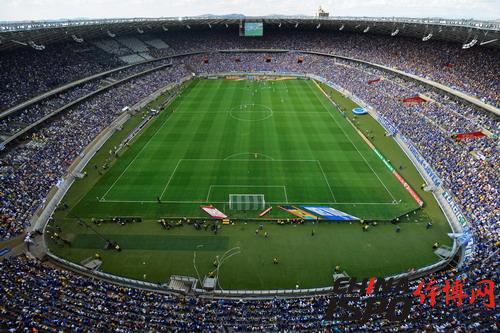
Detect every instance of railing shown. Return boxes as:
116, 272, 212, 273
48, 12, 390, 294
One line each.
0, 52, 204, 148
303, 50, 500, 116
309, 75, 473, 267
0, 51, 204, 121
30, 75, 193, 232
31, 70, 462, 298
2, 47, 496, 148
2, 63, 170, 146
1, 16, 498, 32
47, 252, 179, 294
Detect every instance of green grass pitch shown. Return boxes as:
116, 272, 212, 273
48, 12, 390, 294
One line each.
50, 78, 452, 290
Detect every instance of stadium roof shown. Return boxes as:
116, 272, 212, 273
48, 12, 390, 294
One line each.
0, 16, 499, 51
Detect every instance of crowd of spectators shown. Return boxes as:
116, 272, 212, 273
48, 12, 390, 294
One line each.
0, 81, 101, 136
161, 29, 499, 107
0, 42, 123, 110
0, 32, 498, 331
0, 249, 496, 331
0, 64, 189, 239
186, 52, 499, 259
0, 58, 176, 138
184, 51, 498, 236
1, 29, 497, 114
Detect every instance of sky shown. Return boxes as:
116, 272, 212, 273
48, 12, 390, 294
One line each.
0, 0, 499, 21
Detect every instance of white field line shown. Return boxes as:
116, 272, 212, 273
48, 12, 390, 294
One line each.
317, 160, 337, 203
100, 110, 176, 200
311, 80, 397, 201
174, 111, 330, 115
283, 186, 289, 203
159, 159, 183, 200
223, 152, 275, 160
206, 184, 290, 187
135, 159, 341, 204
174, 109, 328, 115
102, 79, 392, 204
206, 185, 213, 202
146, 159, 327, 204
99, 199, 398, 205
181, 158, 318, 162
206, 185, 288, 202
99, 200, 157, 203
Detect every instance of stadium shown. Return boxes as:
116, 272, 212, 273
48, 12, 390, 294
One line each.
0, 4, 498, 332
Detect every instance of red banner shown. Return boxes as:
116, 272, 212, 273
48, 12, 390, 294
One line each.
259, 207, 272, 217
402, 96, 427, 103
368, 78, 381, 84
454, 131, 485, 140
393, 172, 424, 207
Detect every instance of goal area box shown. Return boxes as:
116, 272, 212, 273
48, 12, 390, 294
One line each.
229, 194, 265, 211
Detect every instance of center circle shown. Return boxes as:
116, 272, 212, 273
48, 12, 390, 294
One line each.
229, 104, 273, 121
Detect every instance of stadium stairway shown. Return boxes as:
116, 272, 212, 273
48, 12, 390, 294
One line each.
92, 39, 130, 56
100, 77, 118, 87
168, 275, 198, 293
168, 279, 192, 293
143, 38, 171, 50
0, 235, 24, 260
184, 63, 196, 74
116, 37, 149, 53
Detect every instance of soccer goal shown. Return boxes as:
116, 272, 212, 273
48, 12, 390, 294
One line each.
229, 194, 265, 211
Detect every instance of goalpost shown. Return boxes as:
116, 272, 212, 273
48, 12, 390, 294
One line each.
229, 194, 265, 211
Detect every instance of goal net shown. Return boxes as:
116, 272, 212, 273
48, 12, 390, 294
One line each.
229, 194, 265, 211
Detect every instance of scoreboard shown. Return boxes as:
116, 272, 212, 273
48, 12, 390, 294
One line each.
240, 21, 263, 37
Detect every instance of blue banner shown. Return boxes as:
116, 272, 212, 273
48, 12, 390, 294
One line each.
301, 206, 359, 220
0, 247, 11, 256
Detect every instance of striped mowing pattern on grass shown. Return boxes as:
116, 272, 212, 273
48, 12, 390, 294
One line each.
52, 78, 452, 289
73, 79, 417, 220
